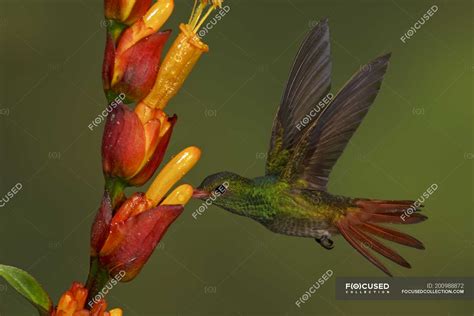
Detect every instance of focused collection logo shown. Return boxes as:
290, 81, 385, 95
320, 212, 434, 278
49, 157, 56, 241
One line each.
344, 282, 390, 295
337, 277, 472, 300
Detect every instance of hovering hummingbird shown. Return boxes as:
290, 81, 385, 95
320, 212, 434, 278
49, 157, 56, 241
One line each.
193, 19, 427, 276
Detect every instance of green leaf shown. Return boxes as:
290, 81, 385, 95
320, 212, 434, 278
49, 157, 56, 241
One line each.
0, 264, 52, 315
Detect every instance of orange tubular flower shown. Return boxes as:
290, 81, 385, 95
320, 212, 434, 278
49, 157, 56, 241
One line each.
101, 102, 176, 187
143, 0, 223, 109
52, 282, 121, 316
91, 147, 200, 282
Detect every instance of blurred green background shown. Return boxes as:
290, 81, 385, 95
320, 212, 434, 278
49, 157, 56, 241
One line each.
0, 0, 472, 315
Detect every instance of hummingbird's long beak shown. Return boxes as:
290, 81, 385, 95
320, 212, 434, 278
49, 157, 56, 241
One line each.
192, 189, 210, 199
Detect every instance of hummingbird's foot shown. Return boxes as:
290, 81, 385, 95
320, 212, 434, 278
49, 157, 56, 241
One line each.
315, 235, 334, 250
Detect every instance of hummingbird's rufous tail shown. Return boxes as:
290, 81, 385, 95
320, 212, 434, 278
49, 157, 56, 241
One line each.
335, 199, 427, 276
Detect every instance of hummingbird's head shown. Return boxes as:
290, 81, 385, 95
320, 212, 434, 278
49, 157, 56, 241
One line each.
192, 171, 251, 212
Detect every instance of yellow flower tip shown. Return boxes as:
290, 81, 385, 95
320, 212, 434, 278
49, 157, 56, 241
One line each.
143, 0, 174, 30
146, 146, 201, 205
120, 0, 137, 22
161, 183, 194, 205
109, 308, 123, 316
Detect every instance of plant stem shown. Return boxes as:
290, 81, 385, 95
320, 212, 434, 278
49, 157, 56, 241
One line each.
85, 257, 110, 308
105, 177, 126, 211
85, 178, 125, 308
107, 19, 127, 43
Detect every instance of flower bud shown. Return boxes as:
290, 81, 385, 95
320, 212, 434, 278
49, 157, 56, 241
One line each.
52, 282, 122, 316
95, 193, 183, 281
101, 103, 176, 186
103, 30, 170, 101
102, 0, 174, 101
90, 146, 200, 282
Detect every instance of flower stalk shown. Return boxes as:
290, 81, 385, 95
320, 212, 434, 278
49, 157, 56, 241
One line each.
84, 257, 111, 307
89, 0, 223, 310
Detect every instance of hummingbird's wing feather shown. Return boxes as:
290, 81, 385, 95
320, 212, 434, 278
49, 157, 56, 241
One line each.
266, 19, 331, 177
284, 53, 391, 190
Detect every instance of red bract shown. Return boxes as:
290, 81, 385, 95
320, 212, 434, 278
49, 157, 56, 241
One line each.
102, 103, 176, 186
91, 193, 183, 281
102, 30, 170, 101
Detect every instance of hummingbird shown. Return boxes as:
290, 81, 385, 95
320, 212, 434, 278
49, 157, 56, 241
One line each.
193, 19, 427, 276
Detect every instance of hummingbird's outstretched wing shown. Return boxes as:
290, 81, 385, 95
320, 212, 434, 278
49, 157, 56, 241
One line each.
266, 19, 331, 177
283, 53, 391, 190
258, 20, 424, 277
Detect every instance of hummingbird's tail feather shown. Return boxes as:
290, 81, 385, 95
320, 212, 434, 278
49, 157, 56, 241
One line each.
335, 199, 427, 276
360, 223, 425, 249
355, 199, 419, 213
336, 222, 393, 277
354, 199, 427, 223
